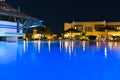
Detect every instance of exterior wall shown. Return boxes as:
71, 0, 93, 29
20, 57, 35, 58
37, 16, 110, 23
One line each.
64, 23, 72, 31
108, 31, 120, 36
64, 21, 106, 33
0, 20, 22, 34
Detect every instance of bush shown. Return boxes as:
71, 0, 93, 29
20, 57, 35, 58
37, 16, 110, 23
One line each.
88, 35, 97, 40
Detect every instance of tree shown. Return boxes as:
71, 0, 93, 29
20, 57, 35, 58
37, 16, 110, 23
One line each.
25, 26, 53, 40
88, 35, 97, 40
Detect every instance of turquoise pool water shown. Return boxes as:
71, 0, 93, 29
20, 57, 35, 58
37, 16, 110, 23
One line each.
0, 40, 120, 80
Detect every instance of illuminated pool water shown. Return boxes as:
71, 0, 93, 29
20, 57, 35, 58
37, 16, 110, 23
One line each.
0, 40, 120, 80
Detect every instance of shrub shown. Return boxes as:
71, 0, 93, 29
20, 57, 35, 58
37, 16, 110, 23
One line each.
88, 35, 97, 40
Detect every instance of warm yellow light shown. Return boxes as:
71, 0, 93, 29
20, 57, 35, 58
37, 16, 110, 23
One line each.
48, 40, 51, 51
58, 37, 62, 40
112, 34, 120, 36
104, 46, 108, 59
32, 34, 40, 39
64, 41, 69, 51
64, 34, 69, 38
47, 36, 52, 40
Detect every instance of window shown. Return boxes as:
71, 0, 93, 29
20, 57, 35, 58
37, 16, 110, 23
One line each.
108, 25, 117, 31
116, 25, 120, 31
85, 26, 93, 32
95, 25, 104, 31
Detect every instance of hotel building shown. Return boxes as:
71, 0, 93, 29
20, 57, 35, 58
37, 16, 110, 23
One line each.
64, 21, 120, 40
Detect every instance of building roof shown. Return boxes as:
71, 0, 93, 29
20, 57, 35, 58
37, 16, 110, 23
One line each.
0, 1, 37, 20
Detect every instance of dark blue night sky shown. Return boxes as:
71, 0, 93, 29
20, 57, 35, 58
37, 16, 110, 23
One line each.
6, 0, 120, 34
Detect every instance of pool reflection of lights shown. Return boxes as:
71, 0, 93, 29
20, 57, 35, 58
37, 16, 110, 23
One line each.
64, 41, 74, 58
38, 41, 41, 53
82, 41, 86, 51
1, 41, 120, 80
48, 40, 51, 51
59, 40, 62, 52
104, 46, 108, 58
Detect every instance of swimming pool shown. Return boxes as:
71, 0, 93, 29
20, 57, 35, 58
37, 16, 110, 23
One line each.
0, 40, 120, 80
